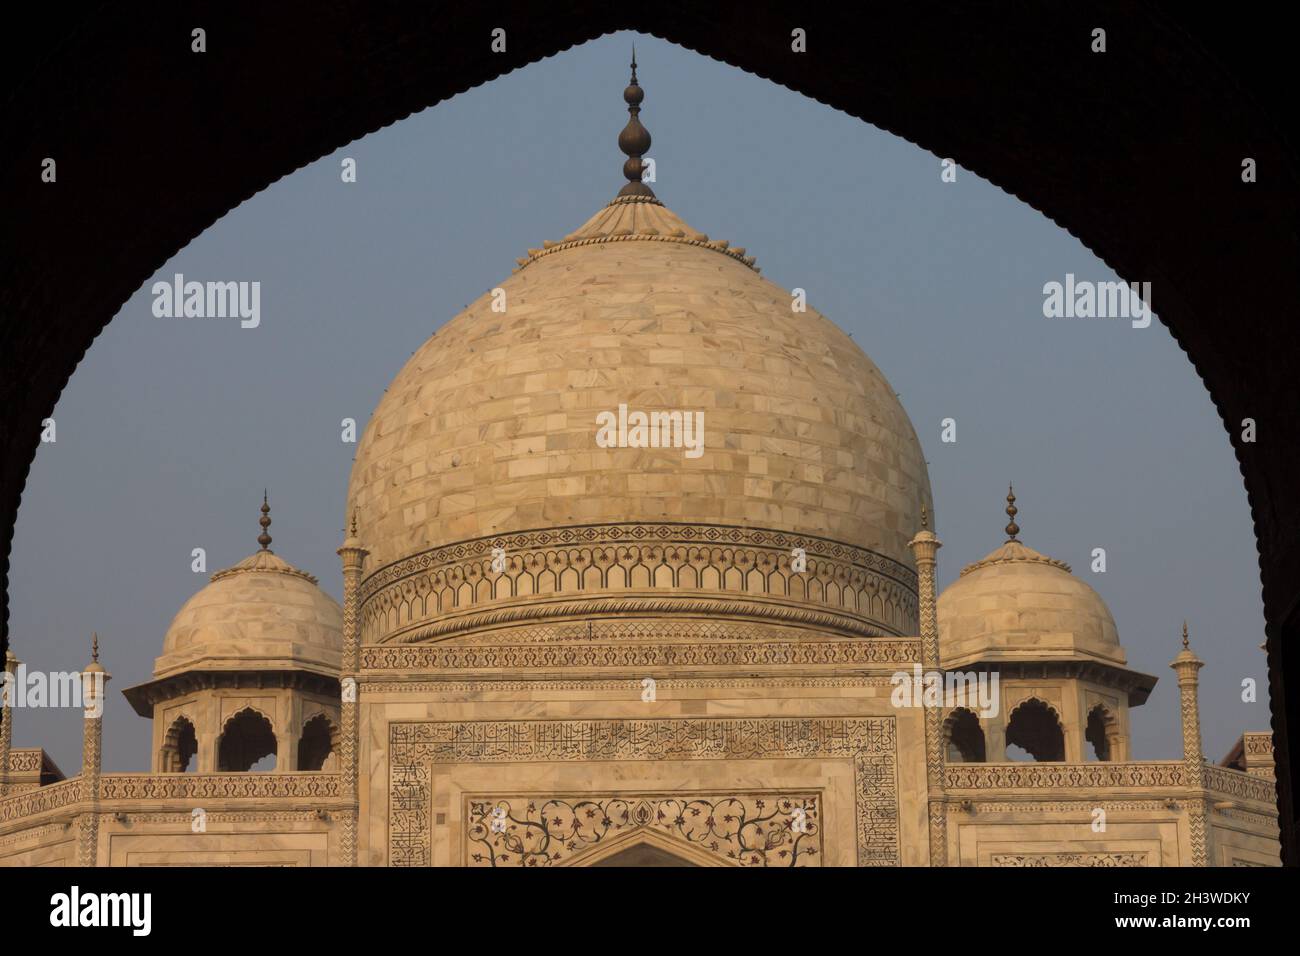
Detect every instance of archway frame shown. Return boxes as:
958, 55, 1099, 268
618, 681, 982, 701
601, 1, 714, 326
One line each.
2, 4, 1296, 860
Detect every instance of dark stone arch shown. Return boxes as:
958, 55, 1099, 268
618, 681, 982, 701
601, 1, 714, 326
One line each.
944, 707, 986, 763
217, 708, 277, 773
2, 3, 1296, 859
297, 712, 339, 772
1086, 703, 1123, 763
1006, 698, 1066, 763
160, 714, 198, 774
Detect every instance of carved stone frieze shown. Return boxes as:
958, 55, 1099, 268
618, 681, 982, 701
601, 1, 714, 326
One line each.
957, 800, 1180, 814
363, 632, 920, 673
991, 852, 1149, 867
1244, 732, 1274, 756
0, 778, 81, 825
106, 811, 331, 825
1203, 765, 1278, 807
945, 763, 1187, 791
358, 523, 919, 644
97, 773, 340, 801
365, 676, 898, 693
5, 750, 42, 774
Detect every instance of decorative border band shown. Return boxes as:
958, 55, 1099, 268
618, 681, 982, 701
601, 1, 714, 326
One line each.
389, 717, 898, 867
945, 763, 1186, 791
358, 522, 919, 644
1204, 765, 1279, 806
98, 774, 341, 801
363, 633, 920, 672
0, 778, 81, 825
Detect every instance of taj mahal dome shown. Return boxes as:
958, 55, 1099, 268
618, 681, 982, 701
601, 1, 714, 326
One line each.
0, 62, 1280, 868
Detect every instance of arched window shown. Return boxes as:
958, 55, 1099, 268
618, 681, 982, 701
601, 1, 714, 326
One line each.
297, 713, 338, 771
943, 707, 986, 762
217, 708, 277, 772
1005, 698, 1065, 762
1085, 703, 1121, 762
160, 715, 198, 773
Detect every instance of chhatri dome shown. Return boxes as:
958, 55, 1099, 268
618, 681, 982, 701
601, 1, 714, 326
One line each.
347, 56, 932, 643
938, 488, 1129, 670
146, 496, 342, 681
121, 496, 345, 776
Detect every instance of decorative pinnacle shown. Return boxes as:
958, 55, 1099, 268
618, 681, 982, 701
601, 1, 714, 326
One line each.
616, 49, 655, 199
920, 504, 929, 531
1183, 620, 1190, 650
91, 632, 99, 663
257, 491, 273, 551
1004, 484, 1019, 541
350, 512, 358, 537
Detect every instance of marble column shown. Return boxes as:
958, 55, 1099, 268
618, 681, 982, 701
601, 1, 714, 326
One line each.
909, 509, 946, 866
337, 516, 369, 866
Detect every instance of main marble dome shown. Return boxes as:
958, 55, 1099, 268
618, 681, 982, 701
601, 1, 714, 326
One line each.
345, 69, 932, 644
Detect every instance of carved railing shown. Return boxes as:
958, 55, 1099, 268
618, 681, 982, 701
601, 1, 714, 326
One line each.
6, 749, 44, 774
1, 772, 343, 829
945, 762, 1186, 791
98, 773, 341, 801
0, 777, 82, 825
945, 761, 1280, 815
1204, 765, 1278, 807
1244, 731, 1274, 757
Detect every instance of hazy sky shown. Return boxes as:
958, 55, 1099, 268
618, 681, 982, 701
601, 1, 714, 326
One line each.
7, 32, 1268, 774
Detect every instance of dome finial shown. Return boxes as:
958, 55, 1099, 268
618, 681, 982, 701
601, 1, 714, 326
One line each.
1005, 484, 1020, 541
1183, 619, 1190, 650
91, 631, 99, 663
257, 490, 273, 552
920, 504, 929, 531
616, 49, 655, 199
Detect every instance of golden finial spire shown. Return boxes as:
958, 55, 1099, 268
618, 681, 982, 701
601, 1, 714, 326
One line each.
617, 49, 655, 199
350, 512, 358, 537
91, 631, 99, 663
257, 491, 273, 551
920, 504, 929, 531
1004, 484, 1019, 541
1182, 620, 1190, 650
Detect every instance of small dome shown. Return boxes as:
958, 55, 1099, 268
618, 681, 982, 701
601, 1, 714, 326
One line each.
155, 549, 342, 679
937, 539, 1125, 669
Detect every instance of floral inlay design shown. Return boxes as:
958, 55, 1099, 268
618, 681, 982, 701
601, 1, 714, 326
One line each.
466, 794, 820, 867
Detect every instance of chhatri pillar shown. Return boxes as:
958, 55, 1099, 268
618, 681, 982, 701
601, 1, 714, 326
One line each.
909, 506, 947, 866
77, 634, 109, 867
0, 649, 18, 797
1171, 622, 1210, 866
337, 513, 368, 867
